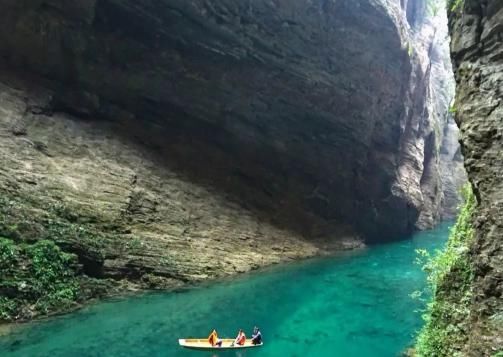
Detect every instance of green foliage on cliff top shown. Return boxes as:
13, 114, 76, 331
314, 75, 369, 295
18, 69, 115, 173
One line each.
415, 184, 476, 356
0, 238, 80, 321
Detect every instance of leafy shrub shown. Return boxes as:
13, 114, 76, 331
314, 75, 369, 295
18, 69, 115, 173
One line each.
415, 184, 476, 356
0, 297, 18, 321
0, 237, 17, 271
0, 239, 80, 321
27, 240, 76, 291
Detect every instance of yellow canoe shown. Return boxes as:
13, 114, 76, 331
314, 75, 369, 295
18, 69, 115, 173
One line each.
178, 338, 263, 350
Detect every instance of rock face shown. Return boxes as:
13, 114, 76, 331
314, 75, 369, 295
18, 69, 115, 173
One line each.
406, 0, 467, 229
0, 73, 332, 287
0, 0, 464, 241
447, 0, 503, 354
440, 116, 468, 219
0, 0, 464, 317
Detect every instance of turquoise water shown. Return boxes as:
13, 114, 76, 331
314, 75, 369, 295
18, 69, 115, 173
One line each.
0, 222, 451, 357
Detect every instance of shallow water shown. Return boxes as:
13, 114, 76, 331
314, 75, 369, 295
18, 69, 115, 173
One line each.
0, 222, 451, 357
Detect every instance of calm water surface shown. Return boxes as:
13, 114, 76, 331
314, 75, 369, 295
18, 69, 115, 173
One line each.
0, 222, 452, 357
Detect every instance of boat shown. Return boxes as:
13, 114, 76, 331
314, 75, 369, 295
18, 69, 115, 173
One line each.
178, 338, 263, 350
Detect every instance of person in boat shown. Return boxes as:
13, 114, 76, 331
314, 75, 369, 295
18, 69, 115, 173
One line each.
231, 329, 246, 346
251, 326, 262, 345
208, 329, 222, 347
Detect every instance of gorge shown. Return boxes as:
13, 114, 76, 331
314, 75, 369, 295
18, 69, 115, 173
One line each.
0, 0, 464, 318
0, 0, 501, 355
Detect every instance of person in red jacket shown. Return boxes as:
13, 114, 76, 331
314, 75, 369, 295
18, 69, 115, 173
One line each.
232, 329, 246, 346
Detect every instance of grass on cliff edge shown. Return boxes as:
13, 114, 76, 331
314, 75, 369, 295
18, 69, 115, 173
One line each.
0, 238, 80, 322
414, 184, 476, 356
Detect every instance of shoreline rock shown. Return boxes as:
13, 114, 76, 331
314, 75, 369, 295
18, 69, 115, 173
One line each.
0, 238, 366, 327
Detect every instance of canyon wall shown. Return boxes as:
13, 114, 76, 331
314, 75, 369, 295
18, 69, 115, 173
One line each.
0, 0, 464, 319
405, 0, 467, 228
444, 0, 503, 354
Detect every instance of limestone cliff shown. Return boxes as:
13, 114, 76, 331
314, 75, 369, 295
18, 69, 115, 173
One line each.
0, 0, 464, 320
401, 0, 468, 230
444, 0, 503, 354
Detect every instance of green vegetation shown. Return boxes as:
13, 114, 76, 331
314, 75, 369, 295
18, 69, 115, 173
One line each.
448, 0, 464, 12
126, 236, 143, 250
407, 42, 414, 57
448, 104, 457, 114
0, 238, 80, 321
0, 195, 107, 257
426, 0, 464, 14
414, 184, 476, 356
0, 194, 141, 320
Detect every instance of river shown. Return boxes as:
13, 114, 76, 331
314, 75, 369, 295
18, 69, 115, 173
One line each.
0, 222, 452, 357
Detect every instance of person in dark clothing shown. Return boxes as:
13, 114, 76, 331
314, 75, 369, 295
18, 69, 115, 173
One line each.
251, 326, 262, 345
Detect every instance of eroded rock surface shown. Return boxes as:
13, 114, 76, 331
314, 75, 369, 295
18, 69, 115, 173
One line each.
0, 73, 342, 288
0, 0, 464, 241
0, 0, 464, 318
406, 0, 467, 229
447, 0, 503, 354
